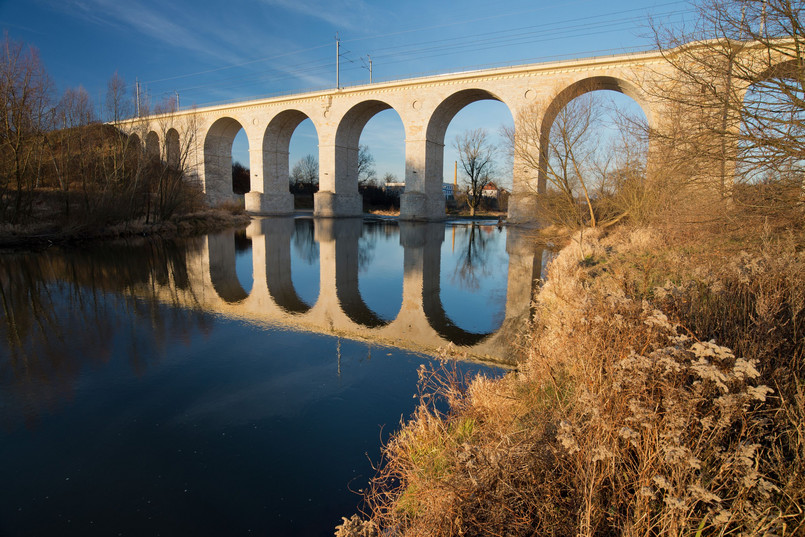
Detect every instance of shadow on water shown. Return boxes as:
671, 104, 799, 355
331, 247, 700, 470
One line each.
0, 238, 213, 428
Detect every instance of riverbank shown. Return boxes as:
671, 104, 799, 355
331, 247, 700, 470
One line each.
0, 207, 251, 250
339, 218, 805, 536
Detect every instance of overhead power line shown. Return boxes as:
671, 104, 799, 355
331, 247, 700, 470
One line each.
137, 3, 694, 105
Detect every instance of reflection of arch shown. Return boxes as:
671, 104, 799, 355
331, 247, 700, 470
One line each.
166, 128, 180, 167
258, 217, 315, 314
263, 110, 317, 194
319, 218, 391, 328
401, 221, 495, 346
334, 100, 398, 192
422, 231, 494, 347
204, 117, 245, 199
145, 131, 160, 160
207, 231, 249, 304
538, 76, 650, 192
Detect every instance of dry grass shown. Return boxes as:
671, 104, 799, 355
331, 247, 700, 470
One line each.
345, 220, 805, 536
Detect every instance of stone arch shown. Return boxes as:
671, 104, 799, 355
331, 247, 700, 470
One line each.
754, 58, 802, 85
125, 133, 142, 162
166, 128, 180, 167
334, 100, 399, 188
263, 109, 319, 195
736, 58, 803, 183
127, 132, 142, 149
204, 117, 246, 203
422, 89, 513, 214
145, 131, 160, 161
426, 89, 509, 144
316, 100, 402, 216
537, 76, 651, 193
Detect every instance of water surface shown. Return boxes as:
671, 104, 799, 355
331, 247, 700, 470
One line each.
0, 218, 543, 536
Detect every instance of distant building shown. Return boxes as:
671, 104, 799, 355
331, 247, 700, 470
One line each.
385, 182, 456, 201
442, 183, 454, 200
481, 182, 500, 198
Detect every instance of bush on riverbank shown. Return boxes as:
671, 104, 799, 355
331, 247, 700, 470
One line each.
340, 221, 804, 536
0, 205, 250, 249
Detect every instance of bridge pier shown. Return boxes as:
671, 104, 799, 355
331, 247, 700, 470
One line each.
245, 140, 295, 215
399, 192, 445, 221
506, 192, 541, 225
399, 138, 446, 221
245, 192, 294, 215
314, 140, 363, 218
313, 192, 362, 217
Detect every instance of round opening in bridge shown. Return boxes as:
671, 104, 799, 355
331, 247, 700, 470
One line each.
204, 116, 249, 206
145, 131, 160, 162
287, 116, 320, 209
357, 108, 404, 213
429, 89, 515, 217
231, 128, 250, 195
165, 128, 180, 168
528, 77, 649, 227
734, 61, 803, 211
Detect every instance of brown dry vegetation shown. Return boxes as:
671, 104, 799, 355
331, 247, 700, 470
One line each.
336, 211, 804, 537
335, 1, 804, 530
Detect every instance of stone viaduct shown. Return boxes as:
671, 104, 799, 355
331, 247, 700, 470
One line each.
120, 40, 795, 223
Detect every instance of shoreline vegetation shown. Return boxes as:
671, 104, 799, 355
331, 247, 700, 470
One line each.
332, 0, 805, 530
0, 205, 251, 250
337, 216, 805, 536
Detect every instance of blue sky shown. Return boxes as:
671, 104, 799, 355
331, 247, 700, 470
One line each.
0, 0, 692, 186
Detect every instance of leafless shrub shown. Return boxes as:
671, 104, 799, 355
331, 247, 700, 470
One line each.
356, 226, 804, 536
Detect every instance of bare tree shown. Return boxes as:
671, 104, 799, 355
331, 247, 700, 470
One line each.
545, 94, 602, 227
452, 223, 493, 291
358, 144, 376, 186
46, 86, 96, 217
149, 106, 202, 221
290, 154, 319, 189
649, 0, 804, 210
454, 128, 495, 217
232, 162, 250, 195
0, 34, 53, 222
505, 89, 652, 228
105, 71, 130, 123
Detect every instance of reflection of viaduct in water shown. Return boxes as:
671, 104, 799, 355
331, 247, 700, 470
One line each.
190, 218, 543, 364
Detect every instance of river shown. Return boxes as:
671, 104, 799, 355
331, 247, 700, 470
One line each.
0, 217, 546, 536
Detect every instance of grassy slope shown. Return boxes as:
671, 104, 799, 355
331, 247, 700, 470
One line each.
342, 220, 805, 536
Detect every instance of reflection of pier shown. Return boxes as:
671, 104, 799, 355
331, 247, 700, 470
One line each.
192, 218, 543, 364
